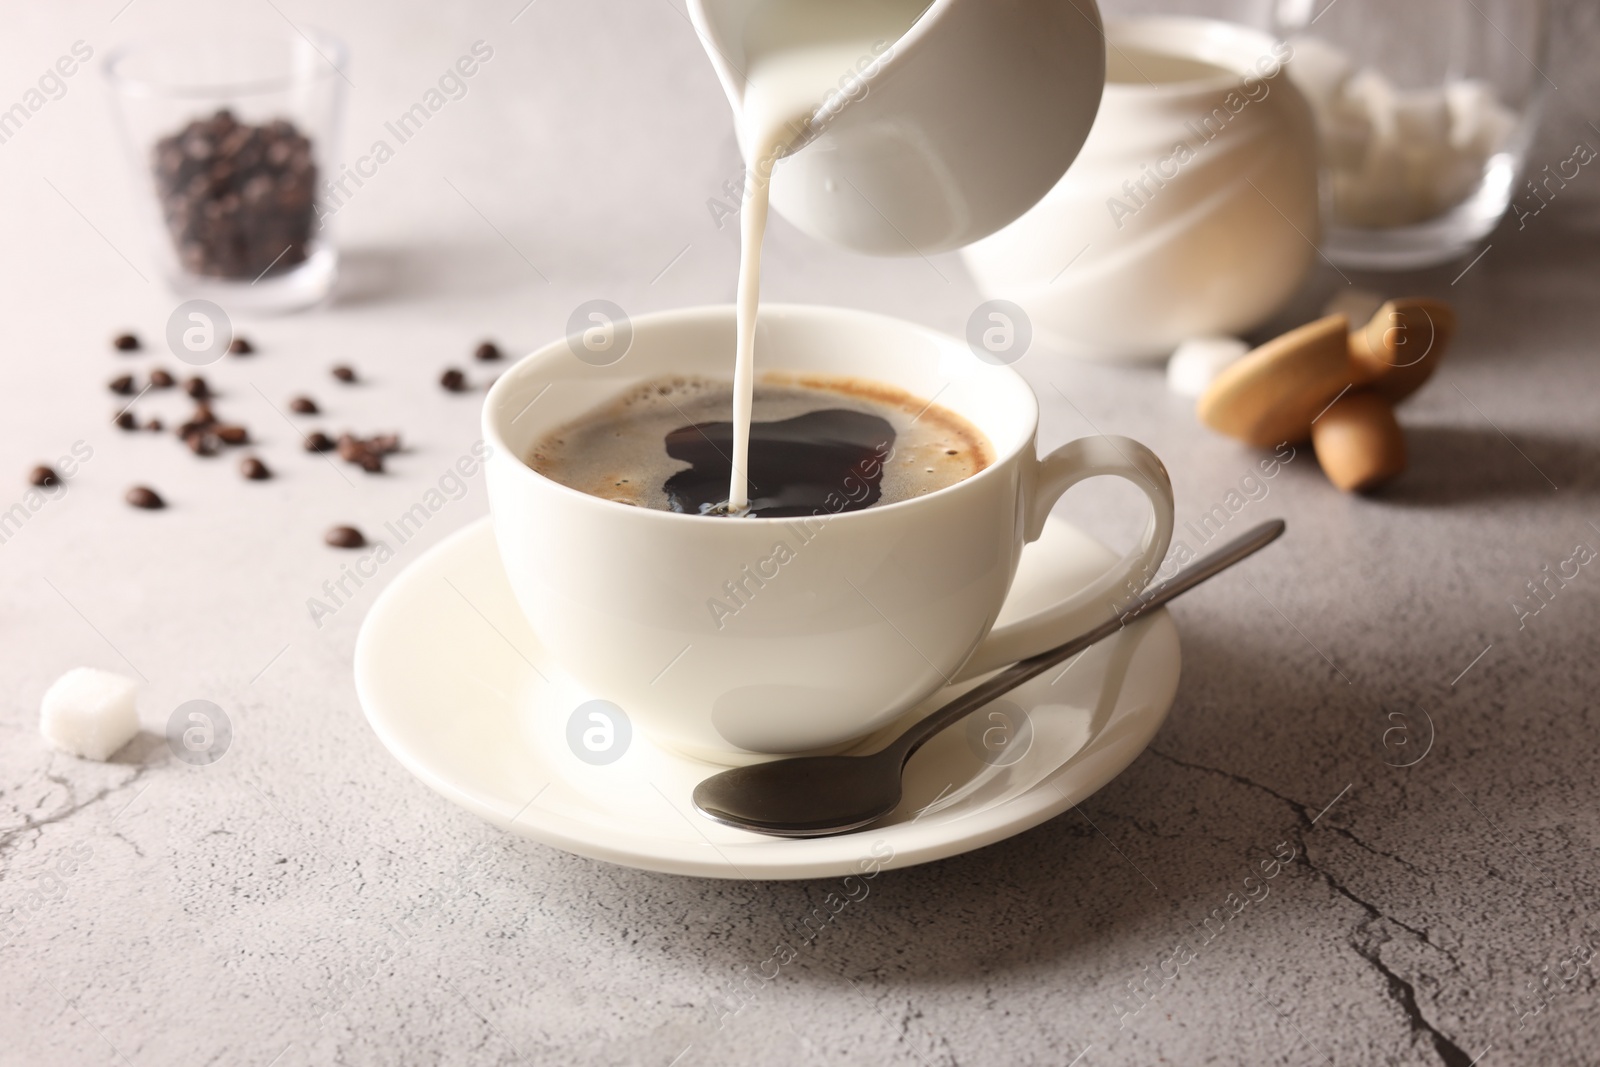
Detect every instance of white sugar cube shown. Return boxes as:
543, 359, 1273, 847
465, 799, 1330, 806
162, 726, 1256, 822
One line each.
1393, 87, 1451, 145
1343, 69, 1398, 142
40, 668, 140, 761
1446, 78, 1510, 154
1168, 337, 1249, 398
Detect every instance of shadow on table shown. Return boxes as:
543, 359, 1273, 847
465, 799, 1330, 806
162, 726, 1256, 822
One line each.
109, 729, 171, 766
1375, 424, 1600, 506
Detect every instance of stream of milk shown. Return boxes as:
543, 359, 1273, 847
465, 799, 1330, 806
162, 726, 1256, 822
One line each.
725, 0, 928, 512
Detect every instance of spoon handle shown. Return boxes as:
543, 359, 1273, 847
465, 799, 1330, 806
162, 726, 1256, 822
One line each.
885, 519, 1287, 765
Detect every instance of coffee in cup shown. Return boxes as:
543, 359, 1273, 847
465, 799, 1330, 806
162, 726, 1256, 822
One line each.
527, 374, 992, 517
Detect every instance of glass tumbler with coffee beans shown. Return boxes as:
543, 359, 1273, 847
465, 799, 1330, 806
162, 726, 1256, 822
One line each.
105, 29, 346, 311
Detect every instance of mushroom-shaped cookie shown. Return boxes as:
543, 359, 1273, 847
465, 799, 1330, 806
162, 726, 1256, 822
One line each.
1348, 297, 1455, 402
1197, 298, 1455, 492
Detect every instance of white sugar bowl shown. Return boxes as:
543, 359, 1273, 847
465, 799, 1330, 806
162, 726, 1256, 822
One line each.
961, 17, 1321, 363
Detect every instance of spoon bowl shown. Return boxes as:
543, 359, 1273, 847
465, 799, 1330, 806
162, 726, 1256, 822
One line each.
693, 750, 903, 836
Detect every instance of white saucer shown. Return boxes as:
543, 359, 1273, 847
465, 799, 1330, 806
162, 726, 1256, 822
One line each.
355, 517, 1181, 880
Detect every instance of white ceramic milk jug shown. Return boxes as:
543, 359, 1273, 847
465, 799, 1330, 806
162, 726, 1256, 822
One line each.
688, 0, 1108, 255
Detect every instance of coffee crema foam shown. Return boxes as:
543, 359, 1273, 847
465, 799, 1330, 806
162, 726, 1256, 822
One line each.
527, 375, 992, 514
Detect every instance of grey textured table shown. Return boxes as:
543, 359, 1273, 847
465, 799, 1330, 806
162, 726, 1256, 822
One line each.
3, 2, 1598, 1065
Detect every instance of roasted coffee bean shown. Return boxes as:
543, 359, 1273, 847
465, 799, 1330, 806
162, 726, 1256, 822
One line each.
113, 333, 141, 352
185, 430, 220, 456
115, 411, 138, 431
29, 465, 60, 488
215, 424, 249, 445
289, 395, 318, 414
149, 368, 176, 389
336, 434, 364, 462
145, 418, 164, 432
440, 368, 467, 392
324, 525, 365, 549
126, 486, 164, 509
369, 433, 401, 455
185, 376, 211, 399
153, 110, 317, 281
109, 374, 136, 395
304, 430, 335, 453
331, 364, 356, 382
190, 403, 217, 426
474, 340, 502, 362
355, 450, 384, 473
240, 456, 271, 480
228, 336, 254, 355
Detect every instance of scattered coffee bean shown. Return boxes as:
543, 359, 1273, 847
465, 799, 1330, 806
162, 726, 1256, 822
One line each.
304, 430, 335, 453
215, 424, 249, 445
184, 376, 211, 399
29, 465, 60, 488
289, 395, 319, 414
113, 333, 141, 352
324, 525, 365, 549
114, 412, 138, 431
240, 456, 271, 481
176, 406, 216, 437
228, 336, 254, 355
331, 364, 356, 383
440, 368, 468, 392
109, 374, 136, 395
153, 110, 317, 280
149, 368, 176, 389
184, 430, 220, 456
145, 418, 164, 432
330, 431, 401, 473
474, 340, 502, 362
126, 486, 164, 509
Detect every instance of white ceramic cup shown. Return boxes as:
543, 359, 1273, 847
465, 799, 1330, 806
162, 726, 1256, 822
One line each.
484, 305, 1174, 763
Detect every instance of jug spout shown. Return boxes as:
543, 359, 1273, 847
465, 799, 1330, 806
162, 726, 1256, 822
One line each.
689, 0, 921, 157
688, 0, 1106, 256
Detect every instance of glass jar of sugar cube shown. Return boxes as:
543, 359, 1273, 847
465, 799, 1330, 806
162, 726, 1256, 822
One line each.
1275, 0, 1549, 269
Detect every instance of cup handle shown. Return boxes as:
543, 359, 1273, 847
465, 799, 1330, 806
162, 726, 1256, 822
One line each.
956, 435, 1175, 680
